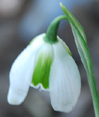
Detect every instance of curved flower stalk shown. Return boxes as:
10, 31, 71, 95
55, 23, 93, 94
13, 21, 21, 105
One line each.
7, 32, 81, 113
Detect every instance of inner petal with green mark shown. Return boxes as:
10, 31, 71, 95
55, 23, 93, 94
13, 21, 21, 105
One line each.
32, 43, 54, 90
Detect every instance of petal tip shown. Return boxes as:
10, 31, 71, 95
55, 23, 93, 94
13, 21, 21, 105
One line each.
7, 87, 24, 105
51, 100, 75, 113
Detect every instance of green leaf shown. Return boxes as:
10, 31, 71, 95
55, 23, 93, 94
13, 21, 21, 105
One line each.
60, 3, 99, 116
60, 3, 87, 43
60, 2, 93, 80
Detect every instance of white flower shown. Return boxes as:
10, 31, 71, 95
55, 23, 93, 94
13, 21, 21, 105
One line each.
7, 33, 81, 113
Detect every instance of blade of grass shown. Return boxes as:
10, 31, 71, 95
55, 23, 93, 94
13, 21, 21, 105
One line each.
60, 3, 99, 117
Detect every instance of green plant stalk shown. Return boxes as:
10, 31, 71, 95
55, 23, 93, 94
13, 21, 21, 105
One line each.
72, 27, 99, 117
44, 3, 99, 116
60, 3, 99, 117
44, 15, 66, 44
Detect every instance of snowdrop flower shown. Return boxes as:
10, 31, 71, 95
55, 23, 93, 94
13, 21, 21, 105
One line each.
7, 33, 81, 113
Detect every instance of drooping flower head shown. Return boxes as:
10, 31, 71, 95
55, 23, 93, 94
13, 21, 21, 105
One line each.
7, 33, 81, 113
7, 4, 81, 113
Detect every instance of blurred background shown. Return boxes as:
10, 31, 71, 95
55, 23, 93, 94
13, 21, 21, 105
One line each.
0, 0, 99, 117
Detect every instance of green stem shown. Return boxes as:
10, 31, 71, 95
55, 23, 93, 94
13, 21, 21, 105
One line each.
60, 3, 99, 116
74, 28, 99, 117
44, 15, 66, 44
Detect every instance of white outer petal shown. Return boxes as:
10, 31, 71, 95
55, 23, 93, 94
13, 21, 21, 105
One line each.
7, 33, 45, 105
49, 41, 81, 113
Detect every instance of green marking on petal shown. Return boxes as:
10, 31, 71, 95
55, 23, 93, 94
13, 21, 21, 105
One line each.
58, 37, 72, 56
29, 37, 37, 45
32, 44, 54, 89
